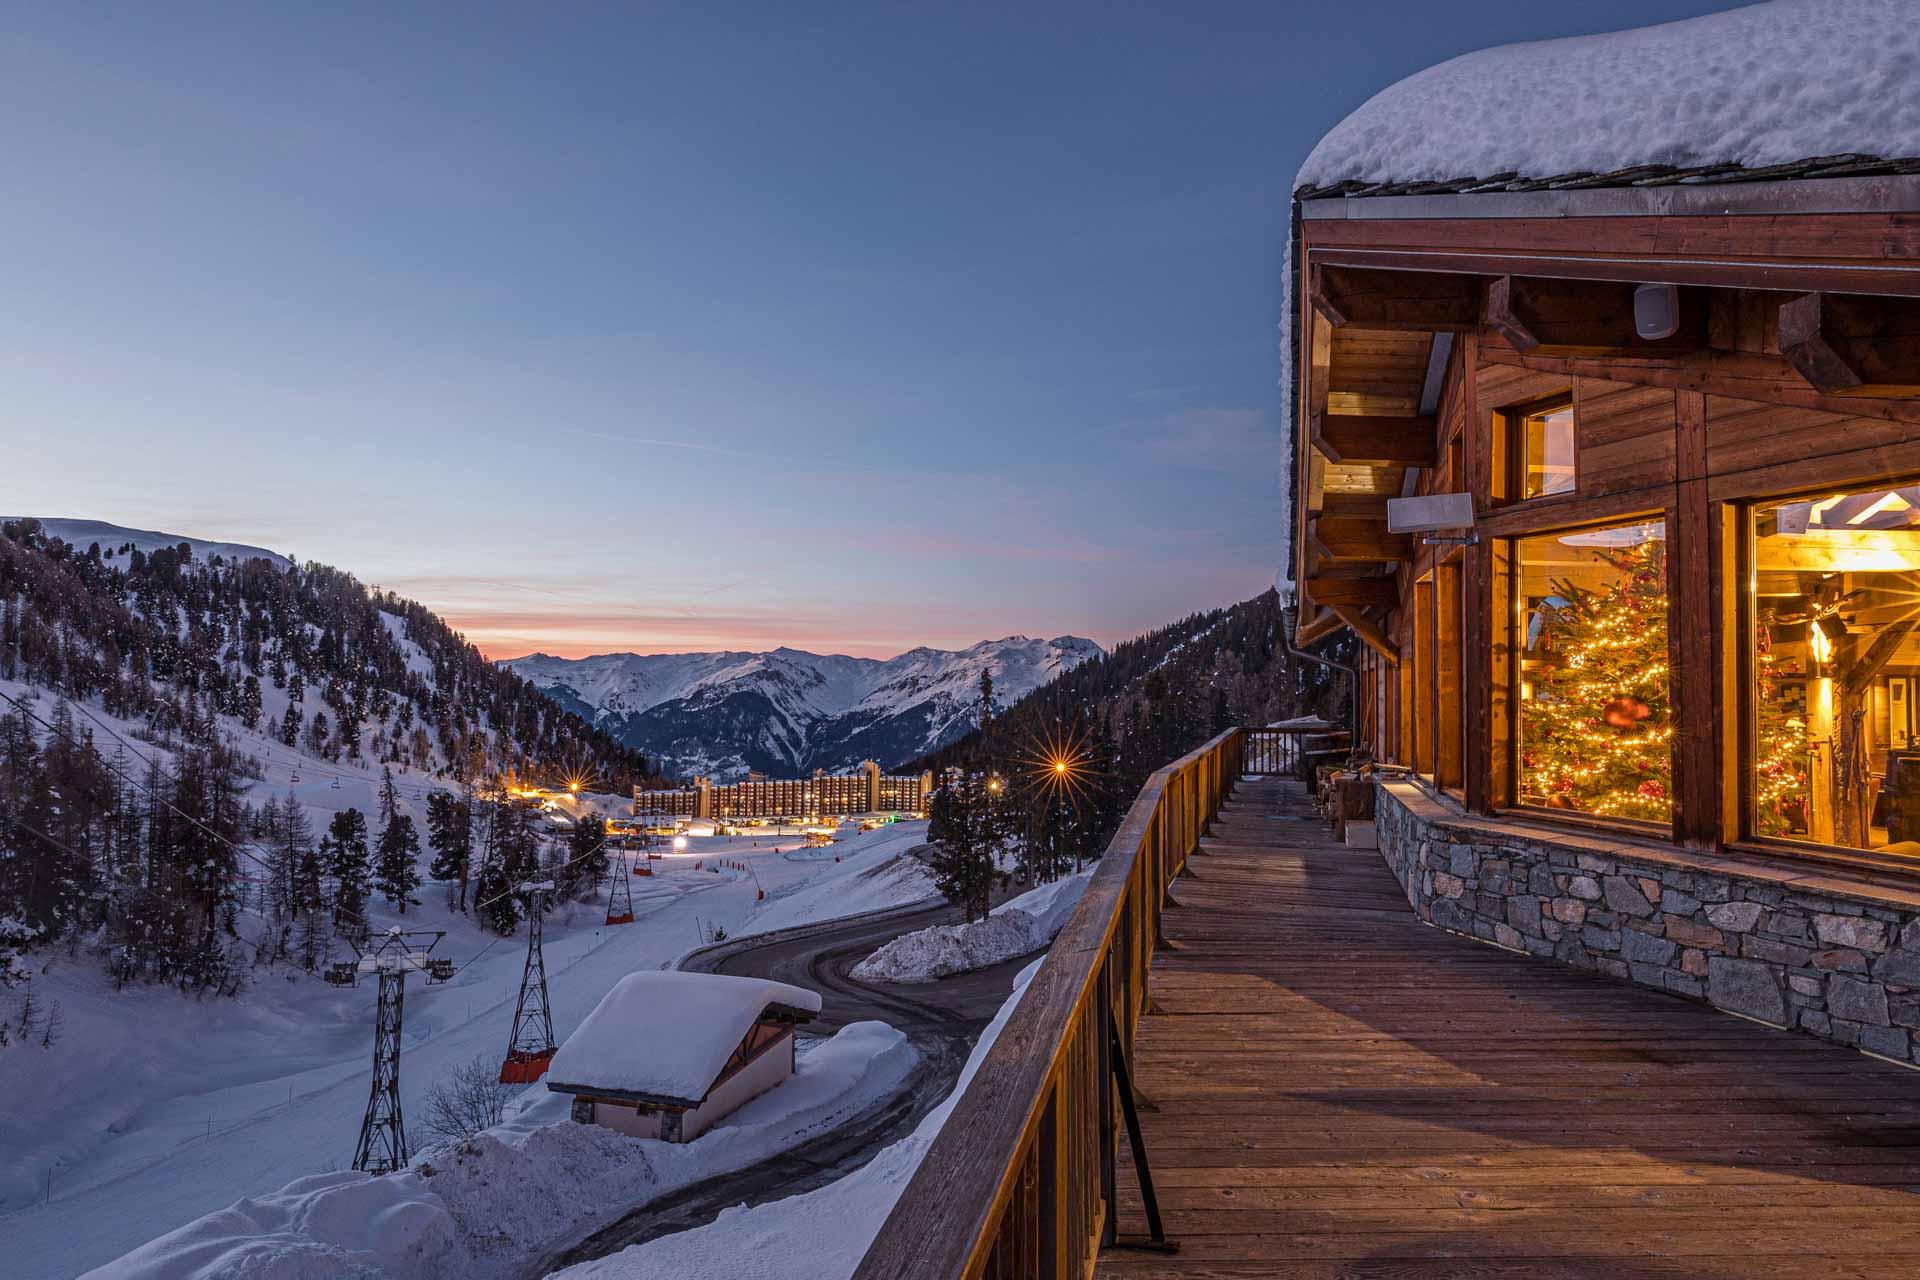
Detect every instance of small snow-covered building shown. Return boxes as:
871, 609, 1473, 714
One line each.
545, 970, 822, 1143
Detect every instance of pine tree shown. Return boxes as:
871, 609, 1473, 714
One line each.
321, 808, 370, 939
566, 814, 608, 898
374, 813, 422, 912
378, 766, 400, 828
925, 770, 1008, 921
426, 792, 473, 911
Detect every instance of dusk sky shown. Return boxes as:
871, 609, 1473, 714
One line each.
1, 1, 1741, 660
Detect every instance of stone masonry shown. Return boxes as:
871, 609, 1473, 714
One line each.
1375, 781, 1920, 1067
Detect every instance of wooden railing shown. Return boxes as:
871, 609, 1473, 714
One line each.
1244, 725, 1349, 779
850, 727, 1246, 1280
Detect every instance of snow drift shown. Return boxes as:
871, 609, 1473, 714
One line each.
80, 1022, 917, 1280
1297, 0, 1920, 189
851, 869, 1090, 984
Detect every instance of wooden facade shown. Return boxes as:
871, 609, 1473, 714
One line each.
1293, 176, 1920, 874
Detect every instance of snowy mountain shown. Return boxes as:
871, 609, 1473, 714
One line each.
0, 516, 294, 571
504, 637, 1104, 780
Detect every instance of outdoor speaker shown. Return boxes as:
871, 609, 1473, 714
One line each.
1634, 283, 1680, 340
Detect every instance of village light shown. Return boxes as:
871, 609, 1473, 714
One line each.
673, 835, 688, 853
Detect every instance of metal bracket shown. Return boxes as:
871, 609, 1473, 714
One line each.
1107, 1020, 1177, 1254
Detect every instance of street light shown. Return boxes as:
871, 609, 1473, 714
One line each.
672, 835, 688, 854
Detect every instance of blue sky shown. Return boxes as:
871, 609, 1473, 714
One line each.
0, 1, 1742, 658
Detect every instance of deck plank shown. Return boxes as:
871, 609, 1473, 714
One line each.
1096, 779, 1920, 1279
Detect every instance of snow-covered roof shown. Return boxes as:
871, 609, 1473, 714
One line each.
1296, 0, 1920, 198
547, 971, 822, 1105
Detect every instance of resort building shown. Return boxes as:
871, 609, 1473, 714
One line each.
633, 760, 933, 821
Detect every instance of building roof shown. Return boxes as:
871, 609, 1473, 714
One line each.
1295, 0, 1920, 201
546, 970, 821, 1106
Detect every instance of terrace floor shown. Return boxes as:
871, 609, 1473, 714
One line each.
1097, 777, 1920, 1279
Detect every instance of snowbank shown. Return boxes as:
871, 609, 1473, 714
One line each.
551, 956, 1043, 1280
547, 970, 822, 1103
1297, 0, 1920, 189
851, 869, 1090, 985
80, 1022, 917, 1280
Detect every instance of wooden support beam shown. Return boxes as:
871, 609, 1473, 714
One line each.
1309, 264, 1480, 332
1304, 576, 1396, 611
1779, 292, 1920, 398
1317, 492, 1392, 519
1295, 607, 1346, 647
1328, 603, 1400, 665
1311, 413, 1438, 467
1485, 276, 1705, 358
1311, 515, 1412, 564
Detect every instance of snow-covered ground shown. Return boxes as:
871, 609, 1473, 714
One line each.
550, 956, 1041, 1280
0, 673, 935, 1280
80, 1021, 918, 1280
851, 869, 1089, 984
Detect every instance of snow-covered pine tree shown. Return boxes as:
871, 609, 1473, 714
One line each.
322, 808, 370, 940
426, 792, 473, 912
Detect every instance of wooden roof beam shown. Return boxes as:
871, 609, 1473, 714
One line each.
1304, 576, 1396, 612
1311, 413, 1438, 467
1310, 264, 1480, 332
1780, 292, 1920, 398
1327, 603, 1400, 665
1311, 515, 1412, 564
1485, 275, 1705, 358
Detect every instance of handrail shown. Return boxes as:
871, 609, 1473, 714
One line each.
850, 726, 1248, 1280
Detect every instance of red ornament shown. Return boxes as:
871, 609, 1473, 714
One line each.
1603, 697, 1652, 728
1638, 780, 1666, 800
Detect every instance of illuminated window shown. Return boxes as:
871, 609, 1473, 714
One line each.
1513, 398, 1575, 499
1511, 519, 1671, 822
1748, 486, 1920, 855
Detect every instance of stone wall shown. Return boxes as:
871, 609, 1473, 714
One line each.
1375, 781, 1920, 1067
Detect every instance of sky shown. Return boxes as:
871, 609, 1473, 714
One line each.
0, 1, 1748, 660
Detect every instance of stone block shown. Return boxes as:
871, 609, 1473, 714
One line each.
1551, 898, 1586, 926
1827, 975, 1890, 1026
1743, 936, 1812, 968
1494, 923, 1524, 950
1567, 875, 1602, 902
1829, 1018, 1863, 1047
1576, 854, 1614, 874
1432, 871, 1464, 899
1890, 994, 1920, 1029
1596, 958, 1630, 980
1789, 975, 1824, 997
1705, 902, 1763, 933
1663, 972, 1704, 999
1506, 896, 1543, 934
1528, 864, 1557, 897
1637, 877, 1663, 904
1603, 876, 1656, 919
1447, 845, 1476, 877
1682, 949, 1710, 977
1621, 929, 1678, 967
1814, 913, 1889, 953
1582, 926, 1622, 953
1761, 910, 1812, 943
1872, 947, 1920, 987
1861, 1025, 1911, 1060
1709, 956, 1786, 1024
1630, 961, 1671, 987
1661, 888, 1703, 916
1812, 948, 1869, 973
1663, 916, 1723, 950
1799, 1009, 1832, 1036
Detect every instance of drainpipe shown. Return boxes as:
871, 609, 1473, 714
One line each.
1280, 590, 1360, 750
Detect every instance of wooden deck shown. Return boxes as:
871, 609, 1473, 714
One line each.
1097, 778, 1920, 1279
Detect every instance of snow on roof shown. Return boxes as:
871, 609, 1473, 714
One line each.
547, 970, 822, 1105
1296, 0, 1920, 196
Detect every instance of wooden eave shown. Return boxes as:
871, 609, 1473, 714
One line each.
1290, 180, 1920, 654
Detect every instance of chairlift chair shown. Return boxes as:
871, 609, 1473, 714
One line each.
425, 957, 456, 983
323, 961, 358, 987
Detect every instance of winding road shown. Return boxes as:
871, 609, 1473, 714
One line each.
529, 894, 1031, 1276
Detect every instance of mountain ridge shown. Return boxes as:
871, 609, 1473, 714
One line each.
506, 635, 1102, 781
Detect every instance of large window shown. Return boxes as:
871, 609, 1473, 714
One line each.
1511, 519, 1671, 822
1747, 486, 1920, 856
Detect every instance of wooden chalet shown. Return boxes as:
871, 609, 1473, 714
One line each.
844, 8, 1920, 1278
545, 970, 819, 1143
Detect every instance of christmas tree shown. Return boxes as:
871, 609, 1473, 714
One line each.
1752, 613, 1810, 837
1519, 537, 1673, 820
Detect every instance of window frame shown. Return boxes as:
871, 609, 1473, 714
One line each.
1499, 391, 1577, 505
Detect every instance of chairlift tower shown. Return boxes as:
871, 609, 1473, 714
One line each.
350, 927, 445, 1174
500, 880, 558, 1083
606, 847, 635, 925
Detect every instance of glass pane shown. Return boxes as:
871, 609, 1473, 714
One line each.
1750, 487, 1920, 853
1514, 520, 1670, 820
1523, 405, 1576, 499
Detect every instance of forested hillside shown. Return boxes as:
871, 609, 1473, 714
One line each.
916, 588, 1352, 812
0, 517, 654, 989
